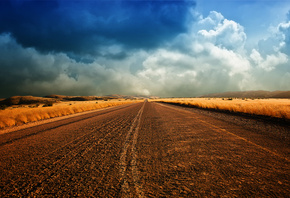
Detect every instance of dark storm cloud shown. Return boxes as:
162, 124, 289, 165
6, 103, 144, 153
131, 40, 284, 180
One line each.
0, 0, 195, 55
0, 33, 65, 97
0, 33, 151, 98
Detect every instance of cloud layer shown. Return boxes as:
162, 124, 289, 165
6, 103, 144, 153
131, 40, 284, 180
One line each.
0, 1, 289, 98
137, 11, 290, 96
0, 33, 151, 97
0, 0, 193, 55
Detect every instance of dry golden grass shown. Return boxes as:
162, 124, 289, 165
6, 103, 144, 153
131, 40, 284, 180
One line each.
153, 98, 290, 120
0, 100, 142, 129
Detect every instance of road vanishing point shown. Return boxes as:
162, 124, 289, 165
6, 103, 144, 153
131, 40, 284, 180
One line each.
0, 101, 289, 197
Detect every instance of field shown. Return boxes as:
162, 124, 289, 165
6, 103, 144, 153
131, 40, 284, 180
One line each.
152, 98, 290, 120
0, 99, 142, 129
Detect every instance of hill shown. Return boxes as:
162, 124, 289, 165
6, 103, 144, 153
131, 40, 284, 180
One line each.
0, 94, 153, 107
0, 95, 126, 106
200, 90, 290, 99
0, 96, 57, 106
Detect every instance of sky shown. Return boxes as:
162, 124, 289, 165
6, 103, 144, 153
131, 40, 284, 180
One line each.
0, 0, 289, 98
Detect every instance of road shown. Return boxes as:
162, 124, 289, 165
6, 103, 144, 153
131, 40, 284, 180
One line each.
0, 101, 289, 197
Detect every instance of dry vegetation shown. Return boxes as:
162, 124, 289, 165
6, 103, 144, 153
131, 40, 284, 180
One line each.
0, 99, 142, 129
153, 98, 290, 120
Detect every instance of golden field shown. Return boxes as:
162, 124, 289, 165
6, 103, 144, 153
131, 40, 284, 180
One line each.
153, 98, 290, 120
0, 99, 142, 129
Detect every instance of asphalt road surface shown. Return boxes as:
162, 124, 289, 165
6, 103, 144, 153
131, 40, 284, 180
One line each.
0, 101, 289, 197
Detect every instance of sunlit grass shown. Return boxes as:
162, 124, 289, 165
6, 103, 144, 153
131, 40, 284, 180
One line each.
153, 98, 290, 120
0, 100, 142, 129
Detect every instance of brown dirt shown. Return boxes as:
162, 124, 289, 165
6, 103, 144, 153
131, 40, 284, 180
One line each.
0, 101, 289, 197
137, 102, 289, 197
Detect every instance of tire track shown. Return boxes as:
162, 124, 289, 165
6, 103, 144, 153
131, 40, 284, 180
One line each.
119, 101, 146, 198
0, 104, 142, 197
0, 103, 135, 146
32, 104, 143, 197
27, 116, 130, 197
157, 102, 289, 162
136, 102, 289, 197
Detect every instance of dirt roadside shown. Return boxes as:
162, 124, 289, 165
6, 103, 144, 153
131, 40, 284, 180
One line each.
136, 102, 289, 197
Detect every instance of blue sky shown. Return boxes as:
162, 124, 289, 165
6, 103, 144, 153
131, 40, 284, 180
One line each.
0, 0, 289, 97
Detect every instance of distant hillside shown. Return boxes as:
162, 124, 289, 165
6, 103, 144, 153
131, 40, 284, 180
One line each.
0, 96, 57, 106
200, 90, 290, 99
105, 94, 157, 99
0, 95, 142, 106
45, 95, 116, 101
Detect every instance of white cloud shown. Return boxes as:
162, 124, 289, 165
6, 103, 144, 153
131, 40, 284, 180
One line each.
136, 11, 253, 96
258, 18, 290, 55
250, 49, 288, 71
247, 15, 290, 90
278, 20, 290, 54
197, 12, 246, 51
198, 11, 224, 29
136, 10, 290, 96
